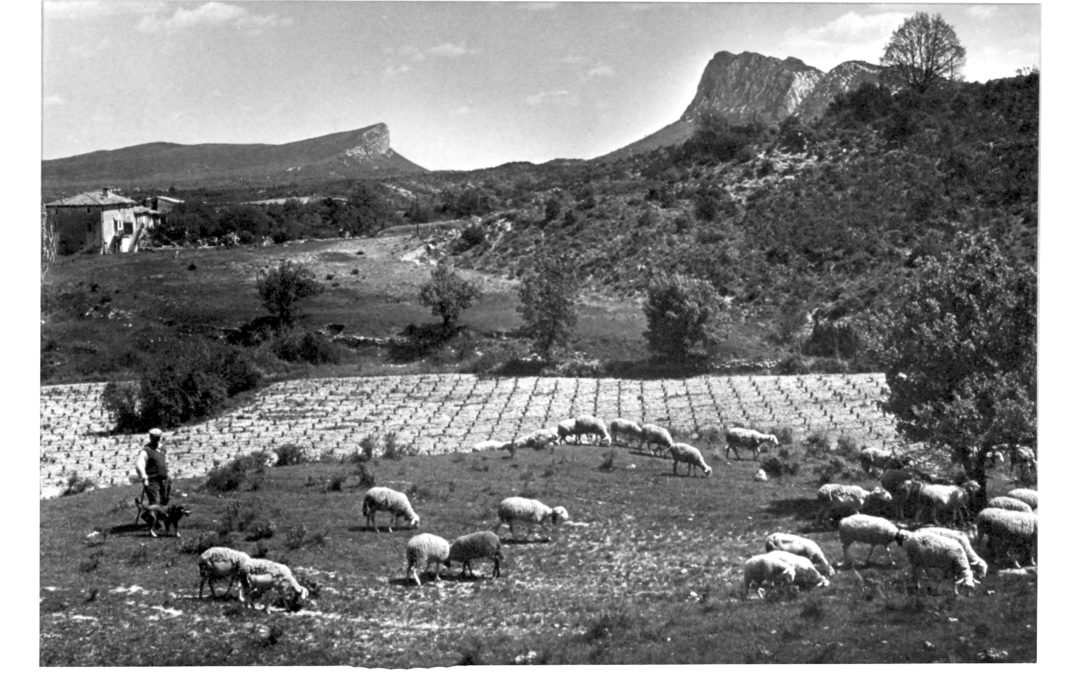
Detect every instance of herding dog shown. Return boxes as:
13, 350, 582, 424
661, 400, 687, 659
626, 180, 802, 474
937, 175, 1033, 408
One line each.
134, 497, 192, 538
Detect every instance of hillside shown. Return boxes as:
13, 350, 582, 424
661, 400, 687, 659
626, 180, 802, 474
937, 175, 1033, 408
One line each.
41, 123, 426, 194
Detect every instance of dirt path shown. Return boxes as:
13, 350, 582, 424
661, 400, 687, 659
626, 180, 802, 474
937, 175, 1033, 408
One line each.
40, 372, 899, 498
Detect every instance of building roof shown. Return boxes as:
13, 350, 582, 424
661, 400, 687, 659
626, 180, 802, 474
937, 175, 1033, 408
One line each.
45, 189, 137, 207
132, 206, 160, 215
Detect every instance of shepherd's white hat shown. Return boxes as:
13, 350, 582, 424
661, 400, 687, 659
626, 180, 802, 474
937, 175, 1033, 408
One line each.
148, 428, 163, 438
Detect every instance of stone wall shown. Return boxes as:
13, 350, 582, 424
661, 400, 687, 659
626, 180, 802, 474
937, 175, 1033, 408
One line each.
40, 372, 900, 499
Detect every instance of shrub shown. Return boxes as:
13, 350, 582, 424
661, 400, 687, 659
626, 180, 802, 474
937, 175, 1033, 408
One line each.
274, 443, 307, 467
354, 462, 376, 488
178, 530, 233, 555
100, 381, 141, 433
768, 425, 795, 445
803, 429, 832, 458
205, 454, 267, 493
61, 473, 96, 497
326, 473, 349, 492
516, 251, 579, 360
643, 273, 725, 362
272, 330, 341, 364
255, 260, 323, 327
835, 435, 861, 459
760, 456, 799, 478
382, 431, 415, 460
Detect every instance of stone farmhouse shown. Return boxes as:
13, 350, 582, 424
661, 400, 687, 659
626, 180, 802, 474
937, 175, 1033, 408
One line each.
44, 187, 159, 255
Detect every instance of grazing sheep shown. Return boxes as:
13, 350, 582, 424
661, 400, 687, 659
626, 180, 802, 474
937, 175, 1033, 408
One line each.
724, 427, 779, 461
915, 481, 979, 526
238, 558, 308, 613
890, 478, 926, 520
668, 442, 712, 477
447, 530, 504, 579
1006, 488, 1038, 510
471, 440, 514, 454
838, 514, 904, 567
986, 496, 1033, 513
556, 418, 580, 445
362, 486, 420, 532
975, 508, 1037, 567
640, 423, 675, 456
880, 466, 932, 495
515, 427, 559, 451
496, 497, 569, 542
404, 533, 452, 586
816, 483, 870, 525
198, 546, 252, 599
898, 530, 978, 596
764, 532, 834, 578
608, 418, 644, 447
917, 526, 988, 579
858, 447, 908, 474
742, 551, 798, 599
765, 550, 831, 591
573, 415, 612, 446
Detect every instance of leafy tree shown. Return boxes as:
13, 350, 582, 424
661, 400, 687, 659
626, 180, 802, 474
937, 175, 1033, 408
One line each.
517, 252, 579, 360
643, 273, 725, 362
418, 260, 481, 333
878, 232, 1035, 509
881, 13, 966, 92
255, 260, 323, 327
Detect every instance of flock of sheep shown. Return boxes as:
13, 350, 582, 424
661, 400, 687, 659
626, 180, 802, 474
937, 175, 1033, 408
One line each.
192, 413, 1037, 611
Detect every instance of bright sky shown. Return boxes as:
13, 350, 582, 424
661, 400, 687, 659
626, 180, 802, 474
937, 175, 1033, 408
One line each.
41, 1, 1040, 171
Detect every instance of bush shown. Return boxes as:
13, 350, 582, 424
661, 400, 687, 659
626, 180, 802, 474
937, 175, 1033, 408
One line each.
272, 330, 341, 364
643, 273, 725, 362
61, 473, 96, 497
760, 456, 800, 478
100, 381, 141, 433
803, 429, 832, 458
418, 260, 481, 333
255, 260, 323, 327
205, 454, 267, 493
274, 443, 307, 467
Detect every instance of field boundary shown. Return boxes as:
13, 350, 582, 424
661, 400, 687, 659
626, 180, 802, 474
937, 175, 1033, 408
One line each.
39, 372, 899, 498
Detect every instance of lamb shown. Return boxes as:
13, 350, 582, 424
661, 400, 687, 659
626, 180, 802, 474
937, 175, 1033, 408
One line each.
640, 423, 675, 456
608, 418, 643, 447
975, 508, 1037, 567
918, 527, 988, 579
572, 415, 612, 446
890, 478, 926, 520
1006, 488, 1037, 510
197, 546, 252, 599
724, 427, 779, 461
815, 483, 870, 525
764, 532, 834, 578
985, 496, 1033, 513
496, 497, 569, 542
898, 530, 979, 596
238, 558, 309, 613
742, 551, 798, 599
404, 533, 451, 586
765, 550, 831, 591
915, 481, 979, 526
362, 486, 420, 532
447, 530, 504, 579
668, 442, 712, 477
838, 514, 904, 567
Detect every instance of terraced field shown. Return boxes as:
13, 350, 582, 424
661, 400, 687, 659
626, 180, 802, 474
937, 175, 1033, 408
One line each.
40, 372, 900, 498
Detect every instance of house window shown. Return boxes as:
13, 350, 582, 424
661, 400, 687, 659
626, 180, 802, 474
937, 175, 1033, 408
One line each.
123, 222, 133, 235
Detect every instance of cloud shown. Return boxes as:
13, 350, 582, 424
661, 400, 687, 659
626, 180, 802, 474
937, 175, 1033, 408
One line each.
43, 95, 66, 108
426, 43, 479, 58
384, 64, 412, 77
779, 10, 909, 67
587, 64, 614, 78
967, 6, 999, 20
560, 55, 588, 65
450, 105, 477, 116
45, 1, 164, 21
135, 2, 290, 33
526, 90, 579, 107
522, 2, 559, 11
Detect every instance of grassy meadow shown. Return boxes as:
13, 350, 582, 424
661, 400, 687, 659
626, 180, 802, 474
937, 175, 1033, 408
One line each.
40, 439, 1036, 667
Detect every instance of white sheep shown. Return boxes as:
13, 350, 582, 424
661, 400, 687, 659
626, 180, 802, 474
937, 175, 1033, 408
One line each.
815, 483, 870, 524
764, 532, 835, 578
742, 551, 798, 599
556, 418, 580, 445
362, 486, 420, 532
917, 526, 988, 579
975, 508, 1037, 567
496, 497, 569, 542
608, 418, 644, 447
447, 530, 504, 579
985, 496, 1033, 513
640, 423, 675, 456
890, 478, 926, 520
471, 440, 514, 454
1005, 488, 1037, 510
197, 546, 252, 599
724, 427, 779, 461
858, 446, 908, 474
765, 550, 831, 591
573, 415, 612, 446
898, 530, 978, 596
838, 514, 904, 567
404, 533, 451, 586
915, 481, 979, 525
668, 442, 712, 477
238, 558, 308, 613
516, 427, 559, 451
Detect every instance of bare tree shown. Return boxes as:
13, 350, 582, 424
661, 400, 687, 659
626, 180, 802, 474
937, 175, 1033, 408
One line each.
881, 13, 966, 92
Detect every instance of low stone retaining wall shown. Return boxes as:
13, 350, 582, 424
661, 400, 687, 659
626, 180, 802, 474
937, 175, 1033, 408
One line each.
40, 372, 899, 499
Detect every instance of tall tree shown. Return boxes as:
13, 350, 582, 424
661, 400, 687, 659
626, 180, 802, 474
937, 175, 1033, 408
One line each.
878, 232, 1036, 508
419, 259, 481, 333
255, 260, 323, 328
881, 12, 966, 92
517, 252, 579, 360
643, 273, 725, 362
